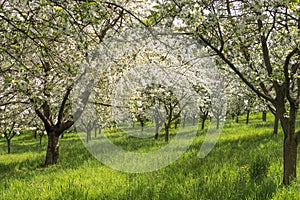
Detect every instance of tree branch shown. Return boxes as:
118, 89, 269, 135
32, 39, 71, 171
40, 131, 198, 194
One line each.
34, 108, 51, 130
197, 34, 274, 103
257, 18, 273, 76
283, 47, 299, 103
57, 85, 73, 125
104, 1, 148, 27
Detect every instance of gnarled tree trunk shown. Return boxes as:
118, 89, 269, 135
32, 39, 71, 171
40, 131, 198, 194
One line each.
273, 116, 279, 136
43, 121, 74, 166
45, 131, 60, 165
283, 137, 298, 185
279, 104, 299, 185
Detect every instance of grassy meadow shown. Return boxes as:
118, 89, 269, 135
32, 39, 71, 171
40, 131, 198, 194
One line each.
1, 112, 300, 199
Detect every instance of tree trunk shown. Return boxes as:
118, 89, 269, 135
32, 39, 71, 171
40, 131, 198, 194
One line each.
45, 131, 60, 166
262, 111, 267, 122
165, 123, 169, 142
7, 138, 11, 154
273, 116, 279, 136
86, 129, 92, 143
246, 110, 250, 124
94, 127, 97, 138
88, 129, 92, 141
283, 137, 298, 185
154, 123, 159, 139
140, 121, 144, 132
279, 105, 298, 185
183, 114, 187, 128
235, 115, 239, 123
201, 117, 206, 130
175, 119, 179, 129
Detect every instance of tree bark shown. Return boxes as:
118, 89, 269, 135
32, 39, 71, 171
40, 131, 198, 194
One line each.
7, 138, 11, 154
45, 131, 60, 165
165, 122, 169, 142
262, 111, 267, 122
201, 117, 205, 130
273, 116, 279, 136
283, 137, 298, 185
86, 129, 92, 143
140, 121, 144, 132
246, 110, 250, 124
201, 112, 208, 130
279, 105, 299, 185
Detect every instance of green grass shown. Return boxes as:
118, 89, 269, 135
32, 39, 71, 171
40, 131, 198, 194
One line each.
1, 112, 300, 199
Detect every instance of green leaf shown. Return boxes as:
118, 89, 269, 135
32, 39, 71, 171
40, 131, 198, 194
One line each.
141, 19, 151, 26
54, 6, 63, 11
89, 2, 97, 6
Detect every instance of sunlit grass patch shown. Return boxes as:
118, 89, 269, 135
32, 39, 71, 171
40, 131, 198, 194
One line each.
0, 112, 300, 199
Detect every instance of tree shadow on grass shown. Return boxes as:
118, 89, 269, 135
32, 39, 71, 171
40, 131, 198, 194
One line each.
0, 133, 97, 179
0, 129, 287, 199
0, 155, 45, 181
